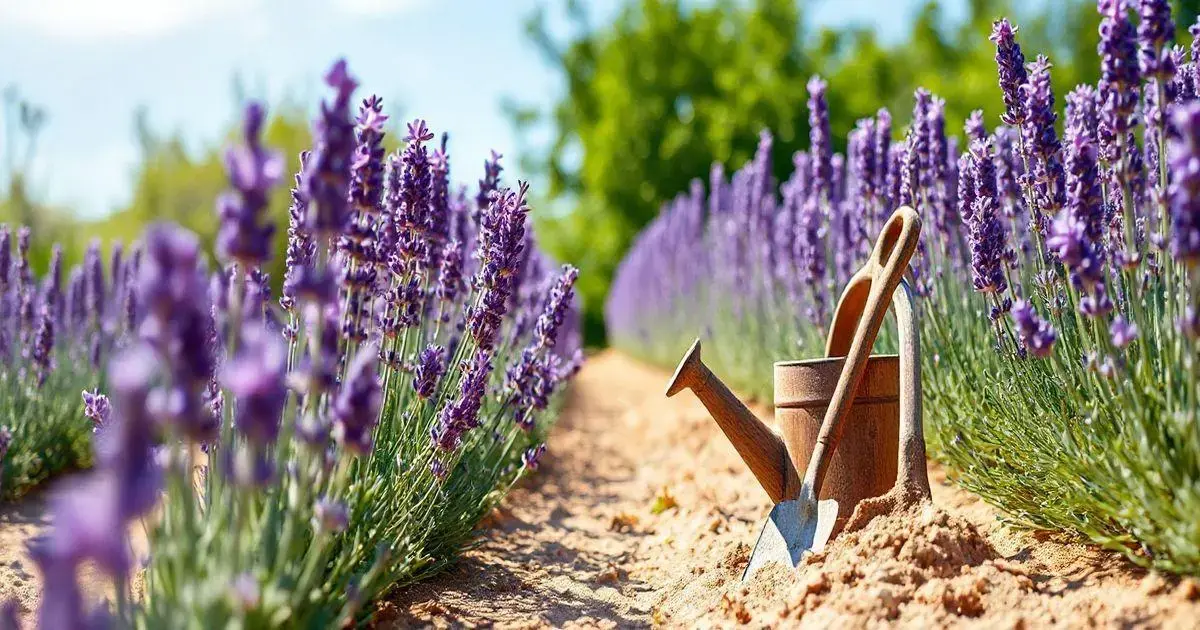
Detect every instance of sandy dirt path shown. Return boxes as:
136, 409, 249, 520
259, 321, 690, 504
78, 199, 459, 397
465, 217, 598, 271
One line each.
386, 351, 1200, 628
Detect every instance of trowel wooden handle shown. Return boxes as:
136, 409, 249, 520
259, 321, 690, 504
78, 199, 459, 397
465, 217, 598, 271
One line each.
802, 207, 922, 500
666, 339, 800, 503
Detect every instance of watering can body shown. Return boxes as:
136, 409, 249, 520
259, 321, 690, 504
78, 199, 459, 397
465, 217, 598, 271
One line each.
774, 354, 900, 533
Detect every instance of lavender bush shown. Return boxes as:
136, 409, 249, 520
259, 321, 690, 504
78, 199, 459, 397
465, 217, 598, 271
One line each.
609, 2, 1200, 574
0, 229, 128, 500
14, 60, 581, 627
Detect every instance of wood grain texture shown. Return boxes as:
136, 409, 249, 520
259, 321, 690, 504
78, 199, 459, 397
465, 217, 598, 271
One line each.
665, 339, 799, 503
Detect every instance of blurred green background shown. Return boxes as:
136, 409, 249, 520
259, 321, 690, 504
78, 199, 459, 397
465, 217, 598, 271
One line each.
4, 0, 1199, 344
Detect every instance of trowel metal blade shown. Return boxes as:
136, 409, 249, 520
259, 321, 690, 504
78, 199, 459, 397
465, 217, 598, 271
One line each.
741, 498, 839, 582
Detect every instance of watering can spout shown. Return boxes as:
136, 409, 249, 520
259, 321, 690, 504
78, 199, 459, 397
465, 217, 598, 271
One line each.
666, 339, 799, 503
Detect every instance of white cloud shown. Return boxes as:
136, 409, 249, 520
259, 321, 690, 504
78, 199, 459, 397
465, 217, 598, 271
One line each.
0, 0, 249, 40
332, 0, 428, 17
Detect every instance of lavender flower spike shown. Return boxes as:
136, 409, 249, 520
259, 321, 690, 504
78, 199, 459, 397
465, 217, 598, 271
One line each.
1022, 55, 1066, 224
1110, 315, 1139, 348
522, 444, 547, 471
990, 18, 1028, 125
302, 60, 359, 238
333, 345, 382, 455
222, 323, 288, 446
467, 184, 532, 352
969, 140, 1008, 294
1011, 299, 1057, 357
807, 76, 832, 202
1097, 0, 1140, 167
1168, 103, 1200, 264
216, 101, 284, 267
1137, 0, 1174, 79
412, 344, 446, 399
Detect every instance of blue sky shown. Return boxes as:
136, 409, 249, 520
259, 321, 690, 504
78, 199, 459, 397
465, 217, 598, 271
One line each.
0, 0, 970, 219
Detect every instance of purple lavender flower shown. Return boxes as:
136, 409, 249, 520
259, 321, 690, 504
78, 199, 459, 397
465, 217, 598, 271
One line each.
431, 350, 492, 452
807, 76, 832, 201
1048, 122, 1107, 291
312, 496, 350, 535
1011, 299, 1057, 357
83, 239, 105, 327
1170, 104, 1200, 264
347, 95, 388, 228
522, 443, 547, 471
957, 152, 978, 226
32, 305, 53, 386
1080, 286, 1116, 317
29, 537, 86, 629
412, 344, 446, 399
313, 497, 350, 534
1174, 50, 1195, 100
1022, 55, 1066, 224
139, 223, 217, 443
16, 228, 34, 346
385, 120, 436, 275
435, 238, 464, 305
467, 184, 531, 351
216, 101, 284, 267
65, 266, 84, 338
301, 60, 359, 238
45, 245, 63, 324
82, 389, 111, 432
874, 109, 892, 208
902, 124, 916, 206
991, 18, 1028, 125
533, 266, 579, 351
338, 96, 388, 342
0, 226, 10, 358
1191, 17, 1200, 90
794, 192, 827, 323
1137, 0, 1174, 79
222, 323, 287, 445
926, 95, 954, 236
1098, 0, 1141, 168
95, 343, 162, 523
282, 151, 315, 312
966, 110, 987, 145
428, 135, 452, 262
969, 140, 1009, 294
333, 345, 382, 455
475, 150, 503, 221
1110, 315, 1139, 347
429, 458, 449, 481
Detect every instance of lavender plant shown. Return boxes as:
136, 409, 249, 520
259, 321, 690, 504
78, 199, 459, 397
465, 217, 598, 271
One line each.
15, 60, 581, 628
609, 3, 1200, 575
0, 229, 127, 501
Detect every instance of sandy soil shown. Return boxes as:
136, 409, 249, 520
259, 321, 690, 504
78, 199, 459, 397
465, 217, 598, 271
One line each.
385, 351, 1200, 628
4, 351, 1199, 628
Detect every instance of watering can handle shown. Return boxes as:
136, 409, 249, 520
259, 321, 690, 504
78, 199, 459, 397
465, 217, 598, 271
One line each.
800, 207, 922, 503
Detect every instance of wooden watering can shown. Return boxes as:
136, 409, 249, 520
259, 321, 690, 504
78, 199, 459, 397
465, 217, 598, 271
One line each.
666, 207, 931, 549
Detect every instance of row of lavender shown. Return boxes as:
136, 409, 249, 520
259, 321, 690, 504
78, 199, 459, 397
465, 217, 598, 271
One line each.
4, 59, 582, 628
609, 0, 1200, 574
0, 228, 129, 500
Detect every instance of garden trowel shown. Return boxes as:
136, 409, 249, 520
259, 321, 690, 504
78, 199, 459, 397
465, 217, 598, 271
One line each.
742, 207, 922, 580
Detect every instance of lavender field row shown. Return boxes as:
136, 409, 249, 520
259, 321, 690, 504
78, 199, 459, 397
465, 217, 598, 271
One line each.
0, 60, 583, 628
609, 3, 1200, 575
